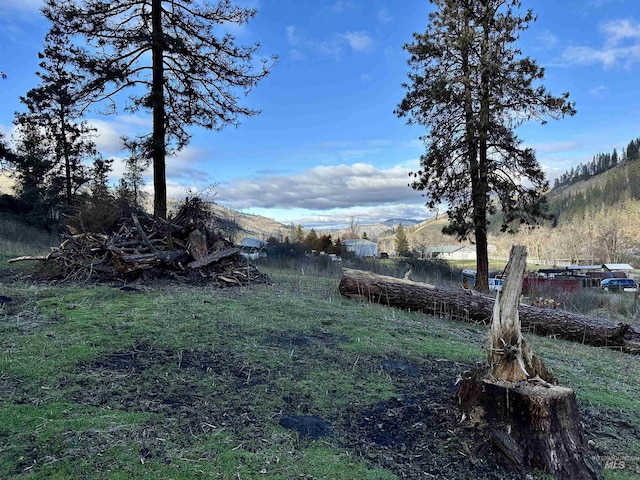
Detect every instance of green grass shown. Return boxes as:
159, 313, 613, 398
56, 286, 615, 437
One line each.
0, 215, 60, 266
1, 264, 639, 479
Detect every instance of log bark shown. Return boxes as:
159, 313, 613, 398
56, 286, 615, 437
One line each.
458, 371, 603, 479
339, 268, 640, 354
187, 247, 240, 269
488, 245, 553, 382
188, 229, 208, 260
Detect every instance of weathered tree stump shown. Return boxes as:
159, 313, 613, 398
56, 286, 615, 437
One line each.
457, 245, 603, 479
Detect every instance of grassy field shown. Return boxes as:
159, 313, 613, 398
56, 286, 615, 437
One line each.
0, 254, 639, 479
0, 215, 60, 265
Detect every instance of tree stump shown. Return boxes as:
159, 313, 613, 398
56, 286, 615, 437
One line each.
457, 245, 603, 479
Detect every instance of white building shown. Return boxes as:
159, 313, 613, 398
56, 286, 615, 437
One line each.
427, 245, 476, 261
343, 239, 378, 257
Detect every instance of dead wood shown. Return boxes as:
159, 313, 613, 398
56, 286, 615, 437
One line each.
459, 375, 604, 479
488, 245, 553, 382
8, 197, 269, 286
187, 248, 240, 269
188, 229, 209, 260
338, 268, 640, 354
7, 255, 48, 263
456, 246, 603, 479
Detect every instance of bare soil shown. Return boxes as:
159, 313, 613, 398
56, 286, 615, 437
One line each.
21, 335, 523, 479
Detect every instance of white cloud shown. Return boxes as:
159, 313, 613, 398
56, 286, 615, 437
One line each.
285, 25, 301, 46
588, 85, 608, 97
87, 119, 125, 155
562, 18, 640, 68
342, 31, 374, 52
535, 30, 559, 50
216, 161, 424, 214
601, 18, 640, 46
165, 146, 212, 183
378, 9, 393, 24
331, 1, 355, 13
86, 115, 152, 156
285, 25, 375, 61
528, 140, 582, 154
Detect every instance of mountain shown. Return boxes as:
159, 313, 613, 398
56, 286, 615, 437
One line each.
381, 218, 423, 227
204, 203, 290, 241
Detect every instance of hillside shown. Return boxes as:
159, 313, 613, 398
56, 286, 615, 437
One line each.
491, 158, 640, 264
545, 161, 623, 208
376, 215, 463, 254
206, 203, 290, 241
0, 173, 15, 195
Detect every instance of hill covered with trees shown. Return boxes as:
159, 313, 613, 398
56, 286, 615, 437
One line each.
486, 134, 640, 265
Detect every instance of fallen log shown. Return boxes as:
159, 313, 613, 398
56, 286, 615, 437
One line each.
7, 255, 48, 263
187, 247, 240, 269
338, 268, 640, 354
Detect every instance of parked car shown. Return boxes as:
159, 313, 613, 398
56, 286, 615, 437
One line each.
489, 277, 504, 292
600, 278, 638, 292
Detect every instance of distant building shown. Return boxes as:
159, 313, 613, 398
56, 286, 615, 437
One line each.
239, 237, 268, 260
427, 245, 476, 261
603, 263, 634, 273
343, 239, 378, 257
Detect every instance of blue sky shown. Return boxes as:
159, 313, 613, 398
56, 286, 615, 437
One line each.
1, 0, 640, 229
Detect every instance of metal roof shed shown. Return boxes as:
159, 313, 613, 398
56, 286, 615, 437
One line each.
343, 239, 378, 257
603, 263, 634, 271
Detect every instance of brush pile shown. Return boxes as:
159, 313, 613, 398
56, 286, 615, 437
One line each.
9, 198, 269, 285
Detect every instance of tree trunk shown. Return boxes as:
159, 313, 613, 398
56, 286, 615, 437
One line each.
456, 245, 603, 478
338, 268, 640, 354
152, 0, 167, 219
487, 245, 549, 382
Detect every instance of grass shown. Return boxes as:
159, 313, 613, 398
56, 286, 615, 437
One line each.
1, 226, 640, 478
0, 215, 60, 265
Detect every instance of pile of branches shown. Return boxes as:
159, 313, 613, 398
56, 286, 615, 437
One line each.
9, 198, 269, 286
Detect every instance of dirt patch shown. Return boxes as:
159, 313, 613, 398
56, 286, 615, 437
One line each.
338, 357, 521, 480
65, 342, 525, 478
279, 415, 332, 439
70, 343, 273, 445
265, 330, 348, 348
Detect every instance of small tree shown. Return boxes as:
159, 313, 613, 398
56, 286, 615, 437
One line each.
294, 224, 305, 244
345, 217, 360, 239
395, 223, 410, 257
16, 28, 97, 207
9, 124, 60, 228
304, 229, 319, 251
119, 137, 151, 210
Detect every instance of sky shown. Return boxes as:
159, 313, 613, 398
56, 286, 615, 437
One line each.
1, 0, 640, 229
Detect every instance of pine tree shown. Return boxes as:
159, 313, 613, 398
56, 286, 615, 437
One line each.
16, 28, 95, 206
395, 224, 410, 257
304, 229, 319, 251
119, 137, 151, 210
44, 0, 276, 218
396, 0, 574, 291
9, 125, 58, 227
